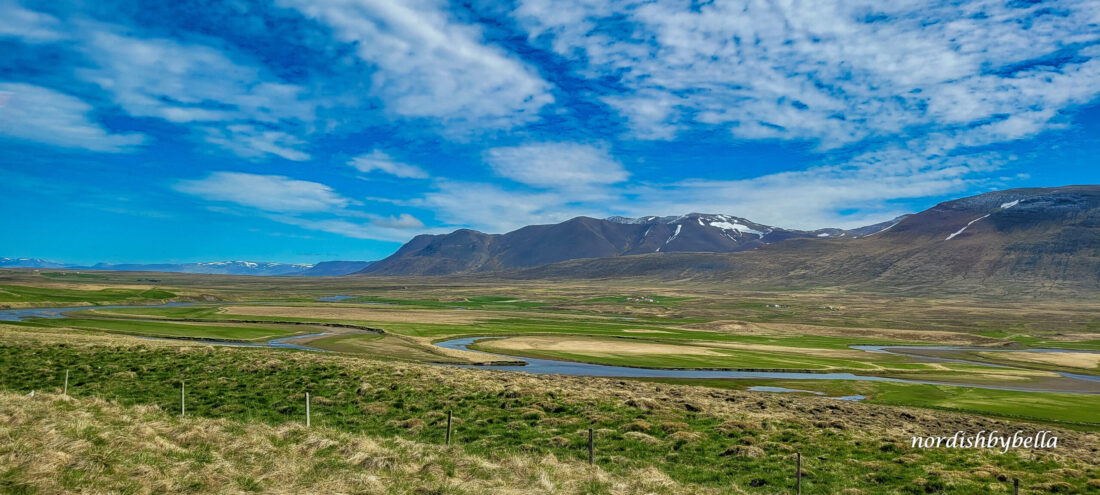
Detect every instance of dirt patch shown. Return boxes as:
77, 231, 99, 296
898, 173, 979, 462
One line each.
221, 305, 494, 325
981, 351, 1100, 370
705, 342, 870, 359
481, 336, 723, 356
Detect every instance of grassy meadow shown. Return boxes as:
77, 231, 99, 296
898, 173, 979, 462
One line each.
1, 268, 1099, 493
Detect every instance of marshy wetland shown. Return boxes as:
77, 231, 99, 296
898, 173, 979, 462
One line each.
1, 269, 1099, 493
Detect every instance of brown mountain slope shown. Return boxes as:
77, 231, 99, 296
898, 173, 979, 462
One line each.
360, 213, 899, 276
500, 186, 1100, 295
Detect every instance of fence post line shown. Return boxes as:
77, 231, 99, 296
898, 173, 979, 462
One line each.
1014, 478, 1019, 495
63, 369, 69, 396
588, 428, 594, 465
180, 381, 185, 417
796, 452, 801, 495
446, 410, 452, 445
305, 392, 311, 427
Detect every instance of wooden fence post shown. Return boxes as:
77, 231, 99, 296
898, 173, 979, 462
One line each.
305, 392, 311, 427
796, 452, 801, 495
446, 410, 452, 445
1014, 478, 1019, 495
588, 428, 594, 465
63, 370, 69, 396
180, 381, 185, 417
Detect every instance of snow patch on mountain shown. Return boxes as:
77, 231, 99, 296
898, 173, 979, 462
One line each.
945, 214, 991, 240
666, 224, 682, 244
708, 221, 764, 237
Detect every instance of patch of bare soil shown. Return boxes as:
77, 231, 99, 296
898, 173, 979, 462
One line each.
682, 320, 1005, 346
981, 351, 1100, 370
483, 336, 723, 356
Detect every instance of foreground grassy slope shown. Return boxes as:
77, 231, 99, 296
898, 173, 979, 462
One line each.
1, 392, 693, 495
1, 327, 1098, 494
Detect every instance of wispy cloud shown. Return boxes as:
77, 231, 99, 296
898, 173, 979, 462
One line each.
348, 150, 430, 179
174, 172, 351, 212
278, 0, 553, 129
202, 125, 311, 162
485, 142, 628, 189
76, 28, 317, 161
0, 2, 64, 43
414, 181, 596, 232
266, 215, 430, 242
0, 82, 145, 152
174, 171, 427, 242
616, 147, 1011, 229
515, 0, 1100, 151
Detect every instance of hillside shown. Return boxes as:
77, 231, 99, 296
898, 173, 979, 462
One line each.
506, 186, 1100, 294
360, 213, 899, 276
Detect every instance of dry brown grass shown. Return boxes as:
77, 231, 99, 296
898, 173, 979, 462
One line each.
980, 351, 1100, 370
0, 392, 713, 495
681, 320, 1007, 346
483, 335, 724, 356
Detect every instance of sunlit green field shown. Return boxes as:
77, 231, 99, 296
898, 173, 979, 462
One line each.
2, 268, 1099, 426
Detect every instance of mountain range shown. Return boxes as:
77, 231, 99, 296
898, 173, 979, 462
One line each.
359, 213, 903, 276
495, 186, 1100, 293
0, 258, 373, 277
6, 185, 1097, 292
357, 185, 1099, 294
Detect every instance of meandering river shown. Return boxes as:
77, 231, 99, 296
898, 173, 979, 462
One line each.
432, 337, 1100, 394
3, 304, 1098, 394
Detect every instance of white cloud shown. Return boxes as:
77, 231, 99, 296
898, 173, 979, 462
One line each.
617, 148, 1006, 229
0, 2, 65, 43
76, 29, 316, 161
515, 0, 1100, 151
416, 143, 1010, 232
414, 181, 596, 232
174, 172, 351, 212
278, 0, 553, 129
202, 125, 311, 162
484, 142, 628, 188
175, 171, 430, 242
348, 150, 429, 178
0, 82, 145, 152
370, 213, 424, 228
268, 214, 430, 242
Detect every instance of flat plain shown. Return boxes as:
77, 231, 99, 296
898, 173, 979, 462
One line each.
1, 268, 1099, 493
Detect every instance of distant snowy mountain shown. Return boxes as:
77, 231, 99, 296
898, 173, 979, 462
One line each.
0, 259, 372, 277
89, 261, 314, 276
0, 257, 69, 269
286, 261, 374, 276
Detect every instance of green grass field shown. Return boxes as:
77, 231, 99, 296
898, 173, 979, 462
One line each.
0, 337, 1096, 493
2, 269, 1100, 492
0, 284, 175, 305
9, 317, 305, 341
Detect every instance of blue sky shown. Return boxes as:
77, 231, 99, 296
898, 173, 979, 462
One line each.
2, 0, 1099, 264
